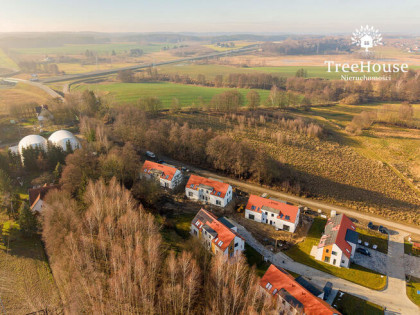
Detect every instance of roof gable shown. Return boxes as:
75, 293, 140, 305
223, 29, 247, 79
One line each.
246, 195, 299, 223
192, 209, 242, 251
260, 265, 340, 315
141, 160, 179, 181
318, 214, 357, 258
28, 184, 58, 207
186, 175, 230, 199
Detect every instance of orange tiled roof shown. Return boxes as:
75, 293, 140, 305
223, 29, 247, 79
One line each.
186, 175, 230, 199
192, 209, 242, 251
260, 265, 340, 315
141, 160, 178, 181
245, 194, 299, 223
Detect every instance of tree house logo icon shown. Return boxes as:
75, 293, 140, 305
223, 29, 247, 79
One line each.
351, 25, 383, 52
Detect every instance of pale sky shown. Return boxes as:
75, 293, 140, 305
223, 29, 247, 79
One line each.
0, 0, 419, 34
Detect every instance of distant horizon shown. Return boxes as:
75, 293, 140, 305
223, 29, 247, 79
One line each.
0, 30, 418, 37
1, 0, 419, 34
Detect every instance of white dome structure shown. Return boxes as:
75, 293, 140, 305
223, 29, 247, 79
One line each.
18, 135, 48, 156
48, 130, 80, 151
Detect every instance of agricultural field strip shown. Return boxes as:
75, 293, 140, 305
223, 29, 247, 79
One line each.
41, 45, 259, 83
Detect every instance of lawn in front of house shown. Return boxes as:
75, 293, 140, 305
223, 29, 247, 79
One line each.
407, 277, 420, 306
332, 291, 384, 315
404, 240, 420, 257
285, 218, 387, 290
356, 228, 388, 254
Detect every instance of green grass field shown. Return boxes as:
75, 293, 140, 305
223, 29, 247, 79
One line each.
356, 228, 388, 254
11, 42, 166, 56
285, 218, 387, 290
407, 277, 420, 306
0, 49, 18, 70
333, 291, 384, 315
72, 81, 271, 108
157, 63, 343, 79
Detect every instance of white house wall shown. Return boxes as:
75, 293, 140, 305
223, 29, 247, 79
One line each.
186, 185, 232, 207
245, 208, 300, 233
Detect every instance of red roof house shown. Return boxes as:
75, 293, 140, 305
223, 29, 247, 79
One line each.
260, 265, 340, 315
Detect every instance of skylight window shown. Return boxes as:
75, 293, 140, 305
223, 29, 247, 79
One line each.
217, 192, 221, 196
144, 169, 147, 172
166, 175, 169, 179
251, 205, 256, 210
195, 221, 200, 226
272, 289, 278, 295
265, 282, 273, 290
218, 241, 223, 246
280, 213, 284, 218
190, 184, 194, 188
285, 215, 290, 220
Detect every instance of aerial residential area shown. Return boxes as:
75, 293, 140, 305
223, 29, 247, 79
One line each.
1, 1, 420, 315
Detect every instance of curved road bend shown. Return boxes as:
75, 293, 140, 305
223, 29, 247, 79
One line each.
4, 78, 63, 100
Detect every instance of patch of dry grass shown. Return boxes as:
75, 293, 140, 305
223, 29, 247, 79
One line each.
0, 211, 61, 313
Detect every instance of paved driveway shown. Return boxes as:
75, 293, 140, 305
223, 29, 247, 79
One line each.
231, 219, 419, 315
353, 248, 388, 274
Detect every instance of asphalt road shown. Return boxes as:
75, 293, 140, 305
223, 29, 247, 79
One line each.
4, 78, 63, 100
41, 45, 258, 84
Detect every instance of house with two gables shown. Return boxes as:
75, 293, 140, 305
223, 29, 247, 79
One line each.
191, 208, 244, 257
245, 194, 300, 232
260, 264, 340, 315
315, 214, 358, 268
141, 160, 183, 189
185, 175, 232, 207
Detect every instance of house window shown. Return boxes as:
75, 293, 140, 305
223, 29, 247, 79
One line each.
249, 214, 255, 220
190, 184, 194, 188
326, 249, 329, 253
265, 212, 268, 215
234, 243, 238, 247
265, 282, 273, 290
251, 205, 256, 210
217, 192, 221, 196
188, 192, 193, 197
195, 221, 200, 227
332, 251, 337, 256
272, 288, 278, 295
271, 213, 274, 217
283, 225, 290, 231
342, 260, 345, 264
216, 200, 221, 205
324, 256, 330, 263
285, 215, 290, 221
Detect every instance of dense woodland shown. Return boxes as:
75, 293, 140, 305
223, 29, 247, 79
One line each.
42, 178, 278, 314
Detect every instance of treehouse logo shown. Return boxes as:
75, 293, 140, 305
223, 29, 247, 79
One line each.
351, 25, 383, 52
324, 25, 408, 81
